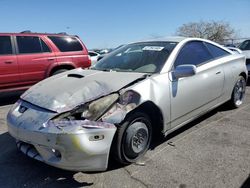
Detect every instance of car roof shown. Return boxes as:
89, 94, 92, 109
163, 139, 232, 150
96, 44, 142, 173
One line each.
0, 32, 77, 37
129, 37, 233, 53
132, 36, 187, 44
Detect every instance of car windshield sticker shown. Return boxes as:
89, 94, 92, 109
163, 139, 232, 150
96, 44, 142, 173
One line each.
142, 46, 164, 51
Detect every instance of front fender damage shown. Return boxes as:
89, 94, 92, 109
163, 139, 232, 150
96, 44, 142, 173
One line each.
100, 90, 141, 124
48, 90, 142, 129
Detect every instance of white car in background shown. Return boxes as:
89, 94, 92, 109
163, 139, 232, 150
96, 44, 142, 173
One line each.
88, 51, 100, 65
238, 39, 250, 75
226, 47, 242, 54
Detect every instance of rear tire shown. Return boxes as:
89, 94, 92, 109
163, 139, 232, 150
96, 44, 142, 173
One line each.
229, 76, 246, 108
114, 112, 152, 164
52, 69, 69, 76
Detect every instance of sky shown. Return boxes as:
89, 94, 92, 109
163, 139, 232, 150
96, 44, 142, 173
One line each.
0, 0, 250, 49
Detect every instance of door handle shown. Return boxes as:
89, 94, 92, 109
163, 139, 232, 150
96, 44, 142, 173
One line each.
216, 71, 221, 75
4, 61, 13, 64
47, 58, 55, 61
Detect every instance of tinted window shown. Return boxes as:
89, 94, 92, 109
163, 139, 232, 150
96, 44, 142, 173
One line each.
17, 36, 42, 53
205, 42, 229, 58
239, 40, 250, 51
41, 40, 51, 52
17, 36, 51, 54
93, 42, 177, 73
48, 36, 83, 52
174, 41, 213, 68
0, 36, 12, 55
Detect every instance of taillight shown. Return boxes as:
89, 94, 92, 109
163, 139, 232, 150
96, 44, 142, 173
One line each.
88, 55, 91, 66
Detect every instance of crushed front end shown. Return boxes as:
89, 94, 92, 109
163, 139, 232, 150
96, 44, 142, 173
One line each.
7, 90, 141, 171
7, 99, 117, 171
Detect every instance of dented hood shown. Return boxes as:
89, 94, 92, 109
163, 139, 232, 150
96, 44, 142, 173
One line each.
21, 68, 146, 112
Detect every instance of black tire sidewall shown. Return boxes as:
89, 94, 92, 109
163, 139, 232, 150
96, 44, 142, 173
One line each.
115, 112, 152, 164
52, 69, 68, 76
231, 76, 246, 108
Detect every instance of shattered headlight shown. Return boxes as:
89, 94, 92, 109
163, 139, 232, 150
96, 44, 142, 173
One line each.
52, 93, 119, 121
100, 90, 141, 124
119, 90, 141, 105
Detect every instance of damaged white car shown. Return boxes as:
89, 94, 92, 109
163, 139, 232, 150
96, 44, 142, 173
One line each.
7, 37, 248, 171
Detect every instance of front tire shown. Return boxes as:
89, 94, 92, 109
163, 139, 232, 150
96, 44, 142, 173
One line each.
114, 112, 152, 164
229, 76, 246, 108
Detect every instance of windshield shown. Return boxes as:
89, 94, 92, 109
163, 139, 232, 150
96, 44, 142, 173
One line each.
92, 42, 177, 73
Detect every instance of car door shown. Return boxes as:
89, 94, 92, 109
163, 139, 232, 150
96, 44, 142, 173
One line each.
16, 36, 56, 85
0, 35, 19, 88
170, 41, 224, 128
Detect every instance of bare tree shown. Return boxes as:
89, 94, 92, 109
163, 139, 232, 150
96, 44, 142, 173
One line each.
176, 20, 237, 43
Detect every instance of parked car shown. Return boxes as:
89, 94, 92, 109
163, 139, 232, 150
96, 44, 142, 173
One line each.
96, 45, 125, 61
226, 47, 242, 54
7, 37, 247, 171
238, 39, 250, 75
0, 31, 91, 92
88, 51, 100, 65
225, 44, 236, 48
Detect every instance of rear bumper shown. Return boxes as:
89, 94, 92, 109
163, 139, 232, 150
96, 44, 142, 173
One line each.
7, 101, 117, 172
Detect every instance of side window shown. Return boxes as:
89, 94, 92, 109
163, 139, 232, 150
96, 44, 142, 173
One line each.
174, 41, 213, 68
0, 36, 13, 55
205, 42, 229, 58
17, 36, 42, 54
17, 36, 51, 54
48, 36, 83, 52
41, 39, 51, 53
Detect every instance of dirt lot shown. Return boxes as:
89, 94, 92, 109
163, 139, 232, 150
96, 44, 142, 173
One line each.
0, 84, 250, 188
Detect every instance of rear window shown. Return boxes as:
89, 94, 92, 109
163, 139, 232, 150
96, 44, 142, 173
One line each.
48, 36, 83, 52
0, 36, 12, 55
204, 42, 230, 58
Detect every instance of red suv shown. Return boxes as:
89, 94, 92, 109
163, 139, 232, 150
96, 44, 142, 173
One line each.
0, 31, 91, 92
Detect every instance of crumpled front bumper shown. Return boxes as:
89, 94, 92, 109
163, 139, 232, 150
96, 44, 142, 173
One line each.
7, 100, 117, 171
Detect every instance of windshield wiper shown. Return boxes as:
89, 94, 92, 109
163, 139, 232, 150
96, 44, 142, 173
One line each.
89, 67, 114, 72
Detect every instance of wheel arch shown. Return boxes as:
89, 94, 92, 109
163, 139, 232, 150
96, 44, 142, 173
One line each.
49, 64, 75, 76
126, 101, 165, 139
239, 72, 247, 82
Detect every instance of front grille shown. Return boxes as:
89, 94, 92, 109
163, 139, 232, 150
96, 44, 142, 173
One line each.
16, 140, 43, 161
16, 140, 61, 162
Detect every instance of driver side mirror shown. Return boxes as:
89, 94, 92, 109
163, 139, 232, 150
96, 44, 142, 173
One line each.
173, 64, 197, 79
